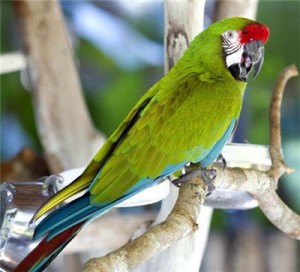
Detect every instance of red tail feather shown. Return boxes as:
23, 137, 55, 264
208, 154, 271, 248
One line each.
14, 221, 85, 272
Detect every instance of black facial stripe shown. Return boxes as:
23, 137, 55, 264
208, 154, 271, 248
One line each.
224, 36, 264, 82
229, 64, 247, 82
225, 44, 242, 55
228, 47, 254, 82
222, 36, 241, 55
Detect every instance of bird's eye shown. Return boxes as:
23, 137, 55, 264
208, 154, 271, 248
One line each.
227, 30, 235, 40
223, 30, 237, 41
222, 30, 239, 46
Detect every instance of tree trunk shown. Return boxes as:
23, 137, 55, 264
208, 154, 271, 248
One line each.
13, 0, 105, 173
214, 0, 259, 21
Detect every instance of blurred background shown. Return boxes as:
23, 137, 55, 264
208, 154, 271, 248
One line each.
1, 0, 299, 271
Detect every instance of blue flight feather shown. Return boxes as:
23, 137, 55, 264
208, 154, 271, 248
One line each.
34, 161, 188, 241
200, 119, 236, 167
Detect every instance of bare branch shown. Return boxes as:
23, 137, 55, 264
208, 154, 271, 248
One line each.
64, 211, 157, 255
13, 0, 105, 173
210, 164, 277, 195
214, 0, 259, 21
83, 177, 208, 272
84, 162, 299, 271
268, 65, 298, 179
164, 0, 205, 72
253, 64, 300, 239
254, 191, 300, 240
211, 164, 300, 240
82, 160, 299, 272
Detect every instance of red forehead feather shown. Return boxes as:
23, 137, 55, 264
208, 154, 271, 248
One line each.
240, 23, 270, 44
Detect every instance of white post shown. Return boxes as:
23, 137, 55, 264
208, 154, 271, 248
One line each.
135, 1, 212, 271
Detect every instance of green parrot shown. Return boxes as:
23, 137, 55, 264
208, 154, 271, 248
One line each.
15, 17, 269, 272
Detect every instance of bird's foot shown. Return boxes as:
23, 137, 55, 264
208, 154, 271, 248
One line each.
216, 153, 227, 169
198, 168, 216, 195
172, 166, 216, 196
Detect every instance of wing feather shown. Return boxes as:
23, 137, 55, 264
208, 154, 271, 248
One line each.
89, 79, 242, 205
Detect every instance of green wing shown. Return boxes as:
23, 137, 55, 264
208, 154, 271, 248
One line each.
34, 66, 244, 219
89, 76, 242, 204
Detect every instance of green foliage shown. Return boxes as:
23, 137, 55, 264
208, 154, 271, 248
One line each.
87, 71, 146, 136
1, 72, 42, 155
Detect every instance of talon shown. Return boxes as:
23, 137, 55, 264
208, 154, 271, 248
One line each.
184, 162, 199, 174
201, 168, 217, 180
217, 153, 227, 169
199, 169, 216, 195
205, 183, 216, 196
172, 166, 216, 196
172, 179, 182, 187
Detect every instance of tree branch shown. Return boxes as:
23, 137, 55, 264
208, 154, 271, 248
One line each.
83, 176, 208, 272
254, 64, 299, 239
268, 65, 298, 179
255, 191, 300, 239
13, 0, 105, 173
209, 164, 300, 240
213, 65, 300, 239
214, 0, 259, 21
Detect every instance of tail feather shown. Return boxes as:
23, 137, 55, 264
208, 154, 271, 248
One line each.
14, 221, 86, 272
31, 173, 93, 223
33, 193, 95, 240
47, 205, 101, 241
21, 169, 161, 271
35, 177, 160, 241
31, 141, 115, 223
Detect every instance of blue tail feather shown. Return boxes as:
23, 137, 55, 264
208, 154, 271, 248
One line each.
33, 193, 95, 240
35, 162, 188, 242
45, 178, 159, 240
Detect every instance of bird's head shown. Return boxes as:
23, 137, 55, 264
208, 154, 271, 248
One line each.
169, 17, 270, 84
221, 19, 270, 82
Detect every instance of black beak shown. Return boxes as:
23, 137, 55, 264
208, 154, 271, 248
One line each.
228, 40, 265, 82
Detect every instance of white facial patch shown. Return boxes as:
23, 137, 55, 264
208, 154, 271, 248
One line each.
225, 45, 244, 68
222, 30, 244, 68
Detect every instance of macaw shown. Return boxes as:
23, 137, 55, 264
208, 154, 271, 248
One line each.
15, 17, 269, 272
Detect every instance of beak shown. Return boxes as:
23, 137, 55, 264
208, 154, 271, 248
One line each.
227, 40, 265, 82
253, 49, 264, 78
244, 40, 265, 78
